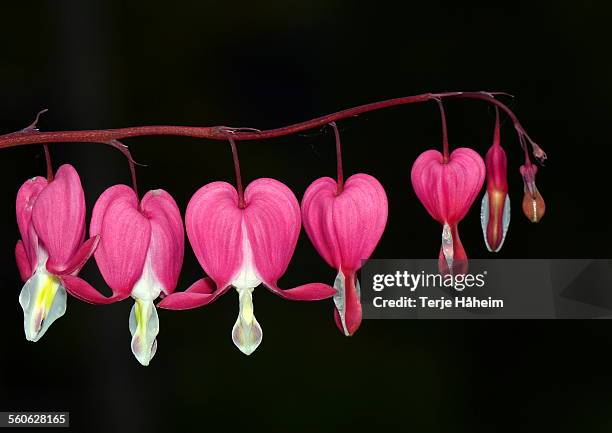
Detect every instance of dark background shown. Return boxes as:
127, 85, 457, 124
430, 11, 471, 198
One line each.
0, 1, 610, 432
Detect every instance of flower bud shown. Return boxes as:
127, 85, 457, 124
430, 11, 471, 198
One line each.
520, 164, 545, 223
480, 112, 510, 252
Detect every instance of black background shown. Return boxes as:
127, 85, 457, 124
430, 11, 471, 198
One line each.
1, 1, 610, 432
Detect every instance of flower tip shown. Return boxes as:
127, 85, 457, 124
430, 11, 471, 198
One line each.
236, 344, 258, 356
129, 299, 159, 366
334, 308, 360, 336
132, 339, 157, 366
438, 223, 469, 275
333, 271, 362, 337
532, 144, 547, 163
19, 270, 67, 342
232, 288, 263, 355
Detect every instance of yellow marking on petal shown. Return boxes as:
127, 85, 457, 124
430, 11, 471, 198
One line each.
35, 274, 60, 314
135, 298, 146, 335
241, 298, 254, 324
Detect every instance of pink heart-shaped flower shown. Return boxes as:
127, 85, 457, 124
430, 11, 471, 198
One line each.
63, 184, 184, 366
302, 173, 388, 336
411, 148, 485, 273
15, 164, 100, 343
159, 178, 335, 355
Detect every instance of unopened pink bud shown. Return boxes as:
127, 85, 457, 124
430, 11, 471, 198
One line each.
480, 112, 511, 252
519, 164, 545, 223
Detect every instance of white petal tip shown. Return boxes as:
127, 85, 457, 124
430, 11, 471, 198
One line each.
20, 270, 67, 342
129, 299, 159, 366
333, 271, 350, 336
232, 288, 263, 355
441, 223, 454, 273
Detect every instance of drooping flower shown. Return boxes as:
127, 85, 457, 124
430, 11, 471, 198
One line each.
16, 164, 99, 342
63, 185, 184, 366
519, 163, 545, 223
158, 178, 335, 355
480, 109, 511, 252
411, 148, 485, 274
301, 174, 388, 336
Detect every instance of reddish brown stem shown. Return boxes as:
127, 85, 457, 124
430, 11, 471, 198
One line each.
109, 140, 139, 197
436, 99, 450, 163
43, 144, 53, 181
0, 91, 544, 163
493, 106, 500, 147
329, 122, 344, 194
228, 137, 246, 208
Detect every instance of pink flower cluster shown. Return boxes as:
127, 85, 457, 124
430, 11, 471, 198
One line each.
16, 165, 387, 364
14, 110, 545, 365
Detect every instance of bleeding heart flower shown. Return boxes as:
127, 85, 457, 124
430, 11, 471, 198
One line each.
411, 148, 485, 274
520, 163, 545, 223
63, 185, 184, 366
16, 164, 99, 342
301, 174, 388, 336
480, 110, 511, 252
159, 178, 335, 355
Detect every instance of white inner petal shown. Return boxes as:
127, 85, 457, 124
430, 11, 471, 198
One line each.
232, 287, 263, 355
129, 249, 163, 366
480, 192, 492, 252
333, 270, 349, 336
131, 250, 163, 301
231, 222, 262, 290
19, 257, 67, 342
129, 298, 159, 366
229, 222, 263, 355
441, 223, 454, 273
501, 195, 511, 249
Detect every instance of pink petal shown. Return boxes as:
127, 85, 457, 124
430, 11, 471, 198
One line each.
300, 177, 341, 268
485, 134, 508, 194
186, 182, 243, 290
244, 178, 301, 287
46, 235, 99, 276
32, 164, 86, 271
302, 174, 388, 271
411, 148, 485, 225
265, 282, 336, 300
15, 241, 31, 282
157, 277, 228, 310
90, 185, 151, 297
140, 190, 184, 295
16, 176, 47, 274
332, 174, 388, 271
61, 275, 129, 305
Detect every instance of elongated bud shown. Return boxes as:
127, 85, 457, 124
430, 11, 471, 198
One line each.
519, 164, 545, 223
480, 112, 511, 252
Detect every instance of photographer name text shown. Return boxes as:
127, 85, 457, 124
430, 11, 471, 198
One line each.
373, 296, 503, 310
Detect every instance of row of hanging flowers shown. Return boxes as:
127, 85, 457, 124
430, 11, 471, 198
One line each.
4, 92, 546, 365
